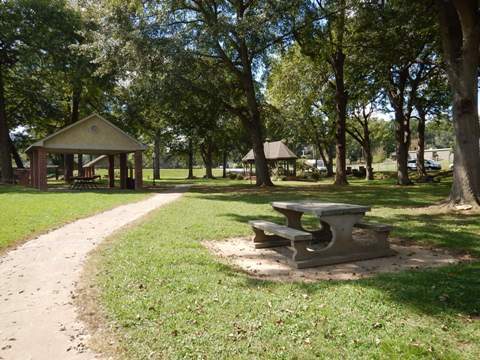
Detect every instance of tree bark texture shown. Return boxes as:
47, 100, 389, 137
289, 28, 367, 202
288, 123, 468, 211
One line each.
200, 139, 215, 179
222, 150, 227, 178
153, 131, 161, 179
332, 52, 348, 185
0, 67, 13, 183
416, 106, 427, 178
187, 138, 194, 179
388, 68, 413, 185
437, 0, 480, 206
9, 136, 24, 169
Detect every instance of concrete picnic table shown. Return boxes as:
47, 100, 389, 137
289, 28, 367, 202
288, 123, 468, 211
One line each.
265, 201, 395, 268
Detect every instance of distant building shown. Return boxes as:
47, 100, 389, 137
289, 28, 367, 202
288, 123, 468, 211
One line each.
408, 148, 454, 163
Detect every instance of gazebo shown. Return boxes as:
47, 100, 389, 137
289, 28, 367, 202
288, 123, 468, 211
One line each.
26, 113, 146, 191
242, 141, 297, 176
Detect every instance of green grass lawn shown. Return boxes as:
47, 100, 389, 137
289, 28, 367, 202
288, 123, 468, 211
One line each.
89, 178, 480, 359
0, 185, 149, 252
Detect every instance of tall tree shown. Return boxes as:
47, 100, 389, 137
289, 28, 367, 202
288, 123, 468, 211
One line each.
347, 102, 376, 180
354, 0, 438, 185
436, 0, 480, 206
267, 45, 336, 177
294, 0, 350, 185
412, 69, 450, 179
0, 0, 69, 182
89, 1, 304, 186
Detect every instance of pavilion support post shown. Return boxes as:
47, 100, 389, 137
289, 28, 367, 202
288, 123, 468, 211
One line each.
78, 153, 84, 177
37, 148, 48, 191
108, 155, 115, 188
119, 153, 127, 189
29, 151, 36, 187
134, 150, 143, 190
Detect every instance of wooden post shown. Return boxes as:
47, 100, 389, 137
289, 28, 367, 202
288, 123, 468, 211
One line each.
119, 153, 127, 189
108, 155, 115, 188
134, 151, 143, 190
37, 148, 48, 191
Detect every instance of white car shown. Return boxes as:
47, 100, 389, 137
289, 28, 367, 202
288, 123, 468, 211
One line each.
305, 159, 327, 172
407, 159, 442, 171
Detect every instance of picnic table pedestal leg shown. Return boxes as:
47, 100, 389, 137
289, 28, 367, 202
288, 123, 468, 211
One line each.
290, 214, 395, 269
274, 207, 332, 242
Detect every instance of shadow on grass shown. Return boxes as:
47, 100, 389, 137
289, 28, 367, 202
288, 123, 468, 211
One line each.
189, 181, 451, 209
382, 213, 480, 256
236, 261, 480, 318
0, 184, 179, 195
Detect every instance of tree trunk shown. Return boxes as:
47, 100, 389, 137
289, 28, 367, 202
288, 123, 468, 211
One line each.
222, 150, 227, 178
333, 51, 349, 185
236, 33, 273, 186
389, 71, 413, 185
0, 67, 13, 183
249, 120, 272, 186
395, 113, 412, 185
362, 122, 374, 181
153, 131, 161, 179
9, 136, 24, 169
316, 141, 328, 173
364, 143, 374, 181
325, 142, 335, 177
437, 0, 480, 206
187, 138, 194, 179
200, 140, 215, 179
416, 107, 427, 179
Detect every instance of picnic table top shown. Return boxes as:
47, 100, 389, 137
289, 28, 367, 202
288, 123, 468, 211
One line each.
71, 175, 100, 181
271, 201, 371, 216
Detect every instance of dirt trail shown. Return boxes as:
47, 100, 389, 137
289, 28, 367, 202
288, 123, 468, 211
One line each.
0, 187, 188, 360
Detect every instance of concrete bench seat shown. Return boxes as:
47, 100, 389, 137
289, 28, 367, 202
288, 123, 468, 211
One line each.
248, 220, 312, 249
354, 221, 393, 248
354, 221, 392, 232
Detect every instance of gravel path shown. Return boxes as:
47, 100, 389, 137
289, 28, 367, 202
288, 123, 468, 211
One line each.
0, 187, 188, 360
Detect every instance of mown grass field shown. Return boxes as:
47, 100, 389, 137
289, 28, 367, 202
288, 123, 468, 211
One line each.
0, 185, 149, 252
89, 177, 480, 359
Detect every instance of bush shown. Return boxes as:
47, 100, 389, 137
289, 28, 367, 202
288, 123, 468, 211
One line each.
309, 171, 321, 181
228, 173, 237, 180
236, 174, 244, 180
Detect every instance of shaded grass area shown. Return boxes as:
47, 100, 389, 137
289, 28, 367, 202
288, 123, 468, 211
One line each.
92, 178, 480, 359
0, 185, 149, 251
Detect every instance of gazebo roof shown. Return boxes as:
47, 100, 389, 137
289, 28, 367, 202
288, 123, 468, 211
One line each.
242, 141, 297, 163
26, 113, 146, 155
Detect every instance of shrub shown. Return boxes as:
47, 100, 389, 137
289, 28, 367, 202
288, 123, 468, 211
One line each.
236, 174, 244, 180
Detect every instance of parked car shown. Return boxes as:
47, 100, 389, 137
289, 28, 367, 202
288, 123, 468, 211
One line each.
305, 159, 327, 172
407, 159, 442, 171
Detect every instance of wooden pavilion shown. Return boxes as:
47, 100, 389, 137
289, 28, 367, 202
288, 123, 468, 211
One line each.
25, 114, 146, 191
242, 141, 297, 176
